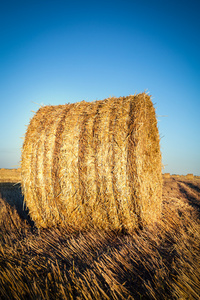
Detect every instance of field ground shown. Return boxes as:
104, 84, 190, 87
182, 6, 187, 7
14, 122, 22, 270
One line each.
0, 169, 200, 299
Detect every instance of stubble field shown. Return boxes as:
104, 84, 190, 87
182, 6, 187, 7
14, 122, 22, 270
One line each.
0, 169, 200, 299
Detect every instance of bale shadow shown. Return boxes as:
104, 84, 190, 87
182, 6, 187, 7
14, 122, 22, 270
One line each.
0, 182, 34, 227
180, 181, 200, 194
177, 182, 200, 218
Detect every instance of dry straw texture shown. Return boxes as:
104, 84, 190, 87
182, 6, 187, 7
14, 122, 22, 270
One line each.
21, 93, 162, 231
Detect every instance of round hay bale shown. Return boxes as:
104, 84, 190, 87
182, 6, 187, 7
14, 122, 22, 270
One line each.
163, 173, 170, 179
21, 93, 162, 231
186, 173, 194, 180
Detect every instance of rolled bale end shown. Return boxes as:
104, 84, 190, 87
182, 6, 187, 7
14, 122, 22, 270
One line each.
21, 93, 162, 231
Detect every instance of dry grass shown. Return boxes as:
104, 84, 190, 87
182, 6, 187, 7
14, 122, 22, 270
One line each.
21, 93, 162, 230
0, 177, 200, 299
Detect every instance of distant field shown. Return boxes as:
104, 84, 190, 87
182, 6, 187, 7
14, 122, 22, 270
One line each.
0, 168, 21, 182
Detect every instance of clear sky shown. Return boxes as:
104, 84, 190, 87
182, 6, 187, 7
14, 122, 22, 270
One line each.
0, 0, 199, 175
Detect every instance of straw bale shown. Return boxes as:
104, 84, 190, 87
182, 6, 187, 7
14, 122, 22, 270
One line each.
163, 173, 170, 179
21, 93, 162, 231
186, 174, 194, 180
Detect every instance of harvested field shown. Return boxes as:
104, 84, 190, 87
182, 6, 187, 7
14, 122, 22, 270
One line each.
0, 174, 200, 299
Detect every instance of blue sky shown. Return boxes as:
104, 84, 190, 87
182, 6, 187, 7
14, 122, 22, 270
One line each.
0, 0, 199, 175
